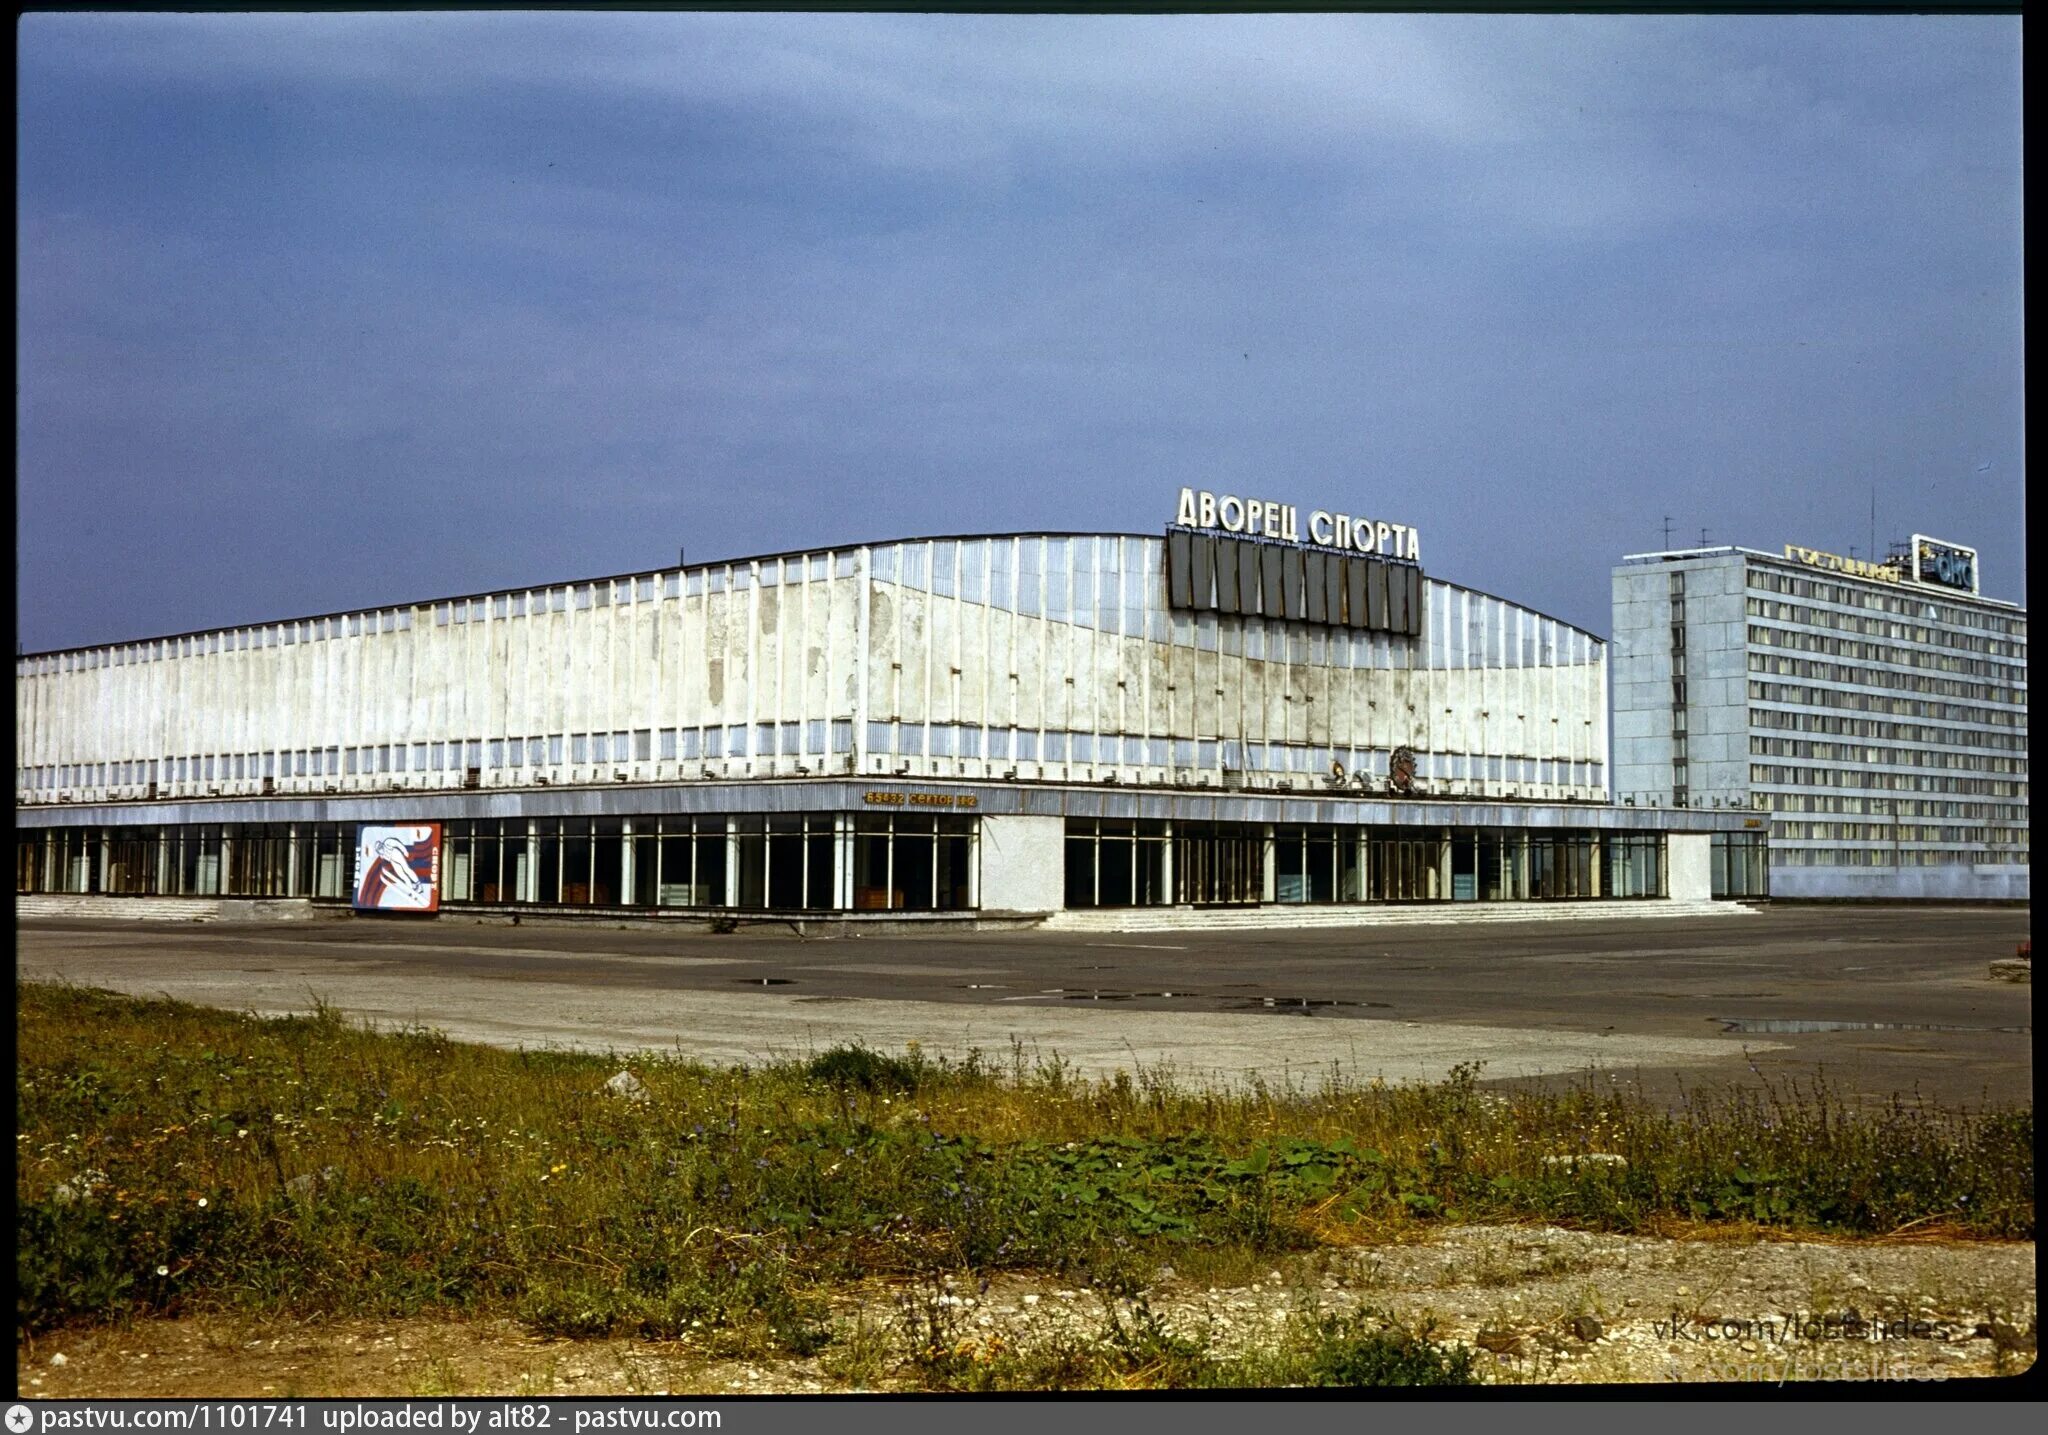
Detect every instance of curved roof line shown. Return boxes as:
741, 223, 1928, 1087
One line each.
18, 529, 1605, 658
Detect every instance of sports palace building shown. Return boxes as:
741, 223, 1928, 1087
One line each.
16, 490, 1759, 923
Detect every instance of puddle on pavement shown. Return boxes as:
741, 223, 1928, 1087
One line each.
732, 977, 796, 986
959, 983, 1007, 990
1058, 990, 1200, 1002
1716, 1017, 2030, 1035
1239, 997, 1390, 1012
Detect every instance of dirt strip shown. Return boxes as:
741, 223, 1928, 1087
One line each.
19, 1226, 2034, 1394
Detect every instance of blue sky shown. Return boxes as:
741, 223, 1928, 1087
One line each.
16, 12, 2024, 651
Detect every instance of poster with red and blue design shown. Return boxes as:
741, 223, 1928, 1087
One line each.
352, 824, 441, 912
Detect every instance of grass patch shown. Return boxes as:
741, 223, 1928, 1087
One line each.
16, 981, 2033, 1374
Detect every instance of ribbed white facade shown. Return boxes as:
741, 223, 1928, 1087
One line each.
17, 533, 1608, 807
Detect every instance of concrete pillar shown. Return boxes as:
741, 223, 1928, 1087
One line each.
724, 817, 740, 907
286, 824, 300, 896
523, 819, 539, 903
834, 813, 853, 911
96, 833, 110, 894
620, 817, 635, 906
154, 828, 169, 895
1667, 832, 1712, 902
1261, 824, 1277, 903
966, 820, 981, 910
1160, 819, 1175, 905
977, 813, 1065, 915
1438, 826, 1452, 901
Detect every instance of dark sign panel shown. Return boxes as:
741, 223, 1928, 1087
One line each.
1163, 529, 1424, 637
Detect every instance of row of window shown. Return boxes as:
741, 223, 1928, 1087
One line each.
1773, 846, 2029, 867
1746, 623, 2024, 682
1749, 765, 2027, 800
1772, 821, 2022, 845
1749, 706, 2028, 752
19, 732, 1606, 796
14, 813, 978, 913
1743, 599, 2026, 663
436, 814, 974, 912
1765, 792, 2027, 821
15, 815, 1720, 907
1747, 737, 2028, 774
1747, 681, 2024, 729
860, 727, 1601, 784
1746, 652, 2023, 707
1746, 567, 2024, 637
1056, 821, 1674, 906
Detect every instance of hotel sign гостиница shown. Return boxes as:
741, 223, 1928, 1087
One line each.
1783, 544, 1903, 584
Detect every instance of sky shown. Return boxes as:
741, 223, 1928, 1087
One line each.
15, 11, 2025, 652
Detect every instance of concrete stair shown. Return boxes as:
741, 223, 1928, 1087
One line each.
1037, 899, 1748, 934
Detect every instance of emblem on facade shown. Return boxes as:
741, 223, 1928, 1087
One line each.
1388, 745, 1418, 794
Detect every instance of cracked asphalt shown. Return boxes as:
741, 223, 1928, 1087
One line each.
14, 904, 2031, 1105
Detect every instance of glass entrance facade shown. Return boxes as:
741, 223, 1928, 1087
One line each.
21, 811, 1691, 912
1060, 820, 1670, 907
15, 812, 981, 913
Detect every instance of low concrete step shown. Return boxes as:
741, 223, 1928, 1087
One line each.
14, 894, 316, 923
1037, 900, 1748, 934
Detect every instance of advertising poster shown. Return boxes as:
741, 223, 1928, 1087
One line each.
352, 823, 442, 912
1912, 535, 1980, 595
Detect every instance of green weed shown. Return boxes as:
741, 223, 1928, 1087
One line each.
15, 980, 2033, 1363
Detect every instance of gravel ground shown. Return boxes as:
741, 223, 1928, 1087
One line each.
19, 1226, 2034, 1394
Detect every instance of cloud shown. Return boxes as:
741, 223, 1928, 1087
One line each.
14, 12, 2024, 648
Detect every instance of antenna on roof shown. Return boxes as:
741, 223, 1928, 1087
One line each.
678, 547, 686, 569
1662, 516, 1674, 548
1699, 528, 1710, 548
